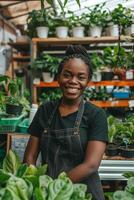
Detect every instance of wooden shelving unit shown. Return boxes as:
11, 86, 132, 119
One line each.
9, 41, 31, 78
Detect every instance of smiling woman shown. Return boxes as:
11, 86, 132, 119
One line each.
23, 45, 108, 200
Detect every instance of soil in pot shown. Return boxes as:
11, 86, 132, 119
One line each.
119, 145, 134, 158
101, 71, 114, 80
106, 143, 119, 156
6, 104, 23, 115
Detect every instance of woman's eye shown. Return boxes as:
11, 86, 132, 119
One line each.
63, 73, 71, 78
79, 76, 86, 80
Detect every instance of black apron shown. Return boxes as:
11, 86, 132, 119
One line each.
40, 100, 105, 200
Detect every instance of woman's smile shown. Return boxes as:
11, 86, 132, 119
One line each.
65, 87, 80, 93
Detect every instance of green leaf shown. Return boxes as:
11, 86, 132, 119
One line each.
39, 175, 53, 188
0, 75, 9, 83
3, 150, 21, 174
123, 172, 134, 178
16, 164, 28, 177
47, 173, 73, 200
25, 164, 38, 176
6, 176, 30, 200
75, 0, 81, 7
34, 188, 45, 200
36, 164, 48, 176
24, 175, 39, 188
0, 169, 11, 184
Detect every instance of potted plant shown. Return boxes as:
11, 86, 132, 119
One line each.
52, 13, 69, 38
109, 4, 133, 36
68, 11, 85, 38
102, 46, 127, 80
106, 115, 119, 156
126, 50, 134, 80
117, 115, 134, 158
39, 89, 62, 103
84, 87, 110, 102
123, 8, 133, 36
85, 2, 108, 37
0, 75, 30, 115
119, 138, 134, 158
90, 53, 104, 81
27, 7, 53, 38
31, 54, 61, 82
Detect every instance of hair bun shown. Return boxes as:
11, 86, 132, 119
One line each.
65, 45, 89, 58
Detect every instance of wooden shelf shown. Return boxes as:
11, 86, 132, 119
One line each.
91, 100, 130, 108
13, 55, 30, 62
32, 36, 133, 45
34, 80, 134, 88
9, 41, 30, 52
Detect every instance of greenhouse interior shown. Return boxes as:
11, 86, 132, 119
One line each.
0, 0, 134, 199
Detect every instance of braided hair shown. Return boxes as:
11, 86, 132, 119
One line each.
58, 45, 93, 80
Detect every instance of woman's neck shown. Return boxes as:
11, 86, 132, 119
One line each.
61, 97, 82, 107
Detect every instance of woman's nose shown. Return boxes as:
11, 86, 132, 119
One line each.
69, 76, 78, 83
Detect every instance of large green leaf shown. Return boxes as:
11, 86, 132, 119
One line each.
3, 150, 21, 174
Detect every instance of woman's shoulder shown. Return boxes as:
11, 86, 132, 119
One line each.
84, 101, 106, 118
38, 100, 59, 116
84, 101, 102, 112
40, 100, 58, 110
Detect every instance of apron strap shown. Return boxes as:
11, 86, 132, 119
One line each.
73, 98, 85, 134
47, 100, 60, 126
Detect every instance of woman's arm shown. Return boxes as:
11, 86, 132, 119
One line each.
23, 135, 40, 165
67, 140, 106, 183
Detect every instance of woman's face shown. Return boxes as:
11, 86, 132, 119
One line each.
58, 58, 89, 101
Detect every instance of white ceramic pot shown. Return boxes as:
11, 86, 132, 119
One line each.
91, 71, 102, 82
124, 24, 134, 36
72, 27, 85, 38
42, 72, 54, 83
56, 26, 68, 38
108, 25, 119, 36
36, 27, 49, 38
88, 26, 102, 37
106, 86, 114, 93
126, 70, 134, 80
